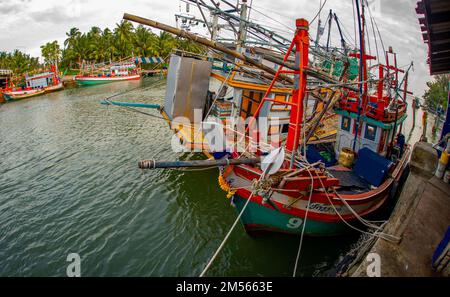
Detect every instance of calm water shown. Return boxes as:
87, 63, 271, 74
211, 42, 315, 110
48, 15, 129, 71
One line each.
0, 78, 424, 277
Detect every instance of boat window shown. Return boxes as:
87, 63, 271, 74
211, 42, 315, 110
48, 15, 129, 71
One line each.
341, 116, 351, 132
240, 90, 263, 119
365, 124, 377, 141
281, 124, 289, 134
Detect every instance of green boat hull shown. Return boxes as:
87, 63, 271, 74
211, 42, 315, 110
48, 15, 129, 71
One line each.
232, 194, 349, 236
75, 75, 141, 86
75, 80, 116, 86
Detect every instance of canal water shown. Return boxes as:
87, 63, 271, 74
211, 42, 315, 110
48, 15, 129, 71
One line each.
0, 77, 429, 276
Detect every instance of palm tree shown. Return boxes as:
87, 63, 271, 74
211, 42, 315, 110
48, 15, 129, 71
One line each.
133, 25, 157, 57
114, 20, 135, 59
64, 27, 81, 49
156, 32, 176, 57
41, 41, 62, 66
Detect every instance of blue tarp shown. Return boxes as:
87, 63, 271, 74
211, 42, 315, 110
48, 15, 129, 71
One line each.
353, 148, 393, 187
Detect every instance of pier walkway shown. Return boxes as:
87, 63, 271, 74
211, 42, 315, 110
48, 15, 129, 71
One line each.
345, 142, 450, 276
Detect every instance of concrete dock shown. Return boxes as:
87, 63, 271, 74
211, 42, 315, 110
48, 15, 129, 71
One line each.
341, 142, 450, 277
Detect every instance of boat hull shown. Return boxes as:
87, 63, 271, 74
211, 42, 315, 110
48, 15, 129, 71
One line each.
44, 82, 64, 93
75, 75, 141, 86
232, 194, 349, 236
226, 147, 410, 237
3, 89, 46, 101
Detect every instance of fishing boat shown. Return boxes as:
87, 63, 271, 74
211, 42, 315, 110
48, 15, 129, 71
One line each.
3, 88, 46, 101
75, 63, 141, 86
3, 65, 64, 101
120, 0, 413, 237
0, 69, 13, 103
24, 64, 64, 93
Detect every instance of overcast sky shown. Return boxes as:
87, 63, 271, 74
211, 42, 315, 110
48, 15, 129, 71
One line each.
0, 0, 430, 97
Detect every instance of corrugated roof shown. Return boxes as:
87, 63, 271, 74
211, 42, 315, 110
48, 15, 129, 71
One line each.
417, 0, 450, 74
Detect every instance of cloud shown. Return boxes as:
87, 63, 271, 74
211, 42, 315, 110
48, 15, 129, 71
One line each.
0, 0, 31, 15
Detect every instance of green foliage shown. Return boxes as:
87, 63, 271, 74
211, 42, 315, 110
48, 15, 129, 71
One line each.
40, 41, 61, 66
423, 74, 449, 111
61, 21, 206, 69
0, 50, 40, 76
0, 21, 206, 76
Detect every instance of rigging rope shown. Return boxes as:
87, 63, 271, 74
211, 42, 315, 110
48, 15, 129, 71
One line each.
311, 0, 328, 25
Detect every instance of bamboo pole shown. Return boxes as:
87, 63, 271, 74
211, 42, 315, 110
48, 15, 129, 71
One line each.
123, 13, 294, 84
123, 13, 359, 92
138, 157, 261, 170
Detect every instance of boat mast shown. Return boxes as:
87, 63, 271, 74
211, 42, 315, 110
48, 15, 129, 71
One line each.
236, 0, 248, 52
286, 19, 310, 166
353, 0, 366, 151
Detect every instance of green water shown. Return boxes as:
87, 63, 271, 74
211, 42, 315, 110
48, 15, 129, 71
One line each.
0, 78, 376, 276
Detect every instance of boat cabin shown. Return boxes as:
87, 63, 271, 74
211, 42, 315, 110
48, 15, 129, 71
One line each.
25, 72, 56, 89
110, 64, 136, 76
334, 109, 407, 156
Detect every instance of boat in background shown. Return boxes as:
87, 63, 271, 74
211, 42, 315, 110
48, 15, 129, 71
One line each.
3, 88, 46, 101
2, 64, 64, 102
26, 64, 64, 94
75, 62, 141, 86
0, 69, 13, 104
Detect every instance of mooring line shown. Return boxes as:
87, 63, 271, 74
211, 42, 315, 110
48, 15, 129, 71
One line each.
199, 172, 266, 277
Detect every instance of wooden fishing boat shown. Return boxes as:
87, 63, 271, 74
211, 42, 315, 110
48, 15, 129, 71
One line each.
44, 82, 64, 93
124, 0, 414, 237
26, 65, 64, 94
3, 88, 46, 101
75, 74, 141, 86
1, 69, 13, 103
75, 63, 141, 86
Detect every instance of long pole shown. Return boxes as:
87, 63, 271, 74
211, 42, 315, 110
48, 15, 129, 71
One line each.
138, 157, 260, 169
286, 19, 310, 167
353, 0, 364, 152
123, 13, 293, 84
236, 0, 248, 52
123, 13, 360, 93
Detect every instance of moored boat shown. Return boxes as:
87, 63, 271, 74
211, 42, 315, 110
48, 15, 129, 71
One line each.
122, 0, 414, 237
75, 63, 141, 86
75, 74, 141, 86
44, 82, 64, 93
3, 88, 46, 101
25, 65, 64, 94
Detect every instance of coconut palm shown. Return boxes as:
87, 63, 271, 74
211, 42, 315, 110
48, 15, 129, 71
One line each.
133, 25, 158, 57
41, 41, 62, 66
113, 20, 135, 59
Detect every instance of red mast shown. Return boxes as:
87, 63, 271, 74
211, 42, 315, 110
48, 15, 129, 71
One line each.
286, 19, 310, 153
242, 19, 309, 165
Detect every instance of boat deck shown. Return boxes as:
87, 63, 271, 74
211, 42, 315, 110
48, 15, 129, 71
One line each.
327, 167, 372, 194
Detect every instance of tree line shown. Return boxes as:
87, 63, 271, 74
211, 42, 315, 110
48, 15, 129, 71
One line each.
423, 74, 449, 113
1, 20, 205, 77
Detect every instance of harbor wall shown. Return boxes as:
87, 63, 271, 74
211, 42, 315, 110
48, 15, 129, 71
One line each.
343, 142, 450, 276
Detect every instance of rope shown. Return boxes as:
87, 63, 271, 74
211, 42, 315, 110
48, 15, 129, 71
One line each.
292, 166, 314, 277
199, 190, 256, 277
199, 173, 266, 277
311, 0, 328, 25
313, 169, 401, 242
